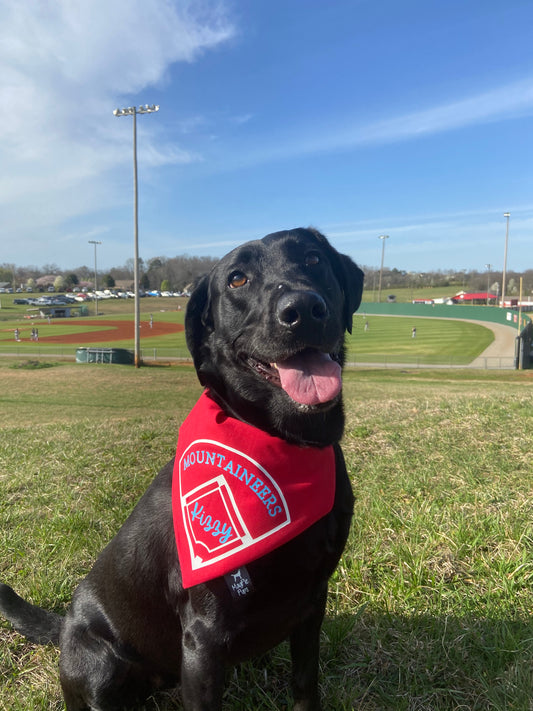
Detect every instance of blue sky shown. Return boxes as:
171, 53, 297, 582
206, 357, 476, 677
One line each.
1, 0, 532, 275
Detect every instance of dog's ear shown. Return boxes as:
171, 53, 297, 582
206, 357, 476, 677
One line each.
306, 227, 364, 334
185, 274, 213, 371
337, 254, 364, 334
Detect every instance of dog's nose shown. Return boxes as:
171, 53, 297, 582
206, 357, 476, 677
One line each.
276, 290, 328, 329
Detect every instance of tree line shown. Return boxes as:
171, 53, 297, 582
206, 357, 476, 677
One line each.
0, 255, 219, 293
0, 257, 531, 296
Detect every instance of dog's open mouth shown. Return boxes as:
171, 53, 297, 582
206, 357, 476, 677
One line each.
243, 349, 342, 407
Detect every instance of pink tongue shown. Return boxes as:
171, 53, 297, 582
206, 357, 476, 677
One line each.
276, 351, 342, 406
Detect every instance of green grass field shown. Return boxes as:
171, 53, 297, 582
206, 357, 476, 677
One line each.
0, 362, 532, 710
348, 314, 494, 365
0, 294, 496, 366
0, 306, 188, 357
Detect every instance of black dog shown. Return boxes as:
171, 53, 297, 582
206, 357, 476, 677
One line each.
0, 228, 363, 710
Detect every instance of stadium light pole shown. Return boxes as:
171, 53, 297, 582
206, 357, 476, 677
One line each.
113, 104, 160, 367
377, 235, 389, 303
88, 240, 102, 316
501, 212, 510, 308
485, 263, 491, 305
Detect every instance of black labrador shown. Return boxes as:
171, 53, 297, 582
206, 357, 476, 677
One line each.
0, 227, 364, 710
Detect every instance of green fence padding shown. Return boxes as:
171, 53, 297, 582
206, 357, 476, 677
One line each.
359, 302, 530, 330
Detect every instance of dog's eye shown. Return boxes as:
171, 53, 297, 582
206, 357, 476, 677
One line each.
228, 271, 248, 289
305, 252, 321, 266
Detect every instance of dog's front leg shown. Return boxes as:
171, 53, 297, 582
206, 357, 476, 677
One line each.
289, 586, 327, 711
180, 615, 225, 711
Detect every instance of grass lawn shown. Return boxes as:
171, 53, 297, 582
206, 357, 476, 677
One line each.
0, 296, 496, 365
0, 295, 188, 321
347, 314, 494, 365
360, 285, 459, 304
0, 362, 532, 709
0, 306, 189, 357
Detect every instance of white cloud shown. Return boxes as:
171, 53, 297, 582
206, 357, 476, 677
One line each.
352, 78, 533, 146
0, 0, 234, 253
230, 113, 254, 125
322, 204, 533, 272
225, 76, 533, 169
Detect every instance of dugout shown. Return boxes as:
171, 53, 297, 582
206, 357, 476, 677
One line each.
38, 305, 88, 318
76, 347, 134, 365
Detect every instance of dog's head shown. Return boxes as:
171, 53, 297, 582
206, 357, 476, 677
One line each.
185, 228, 364, 446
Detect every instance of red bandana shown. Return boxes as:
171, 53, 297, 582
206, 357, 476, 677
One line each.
172, 391, 335, 588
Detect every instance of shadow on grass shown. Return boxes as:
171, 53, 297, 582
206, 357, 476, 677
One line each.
132, 610, 533, 710
3, 610, 532, 710
319, 611, 533, 710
